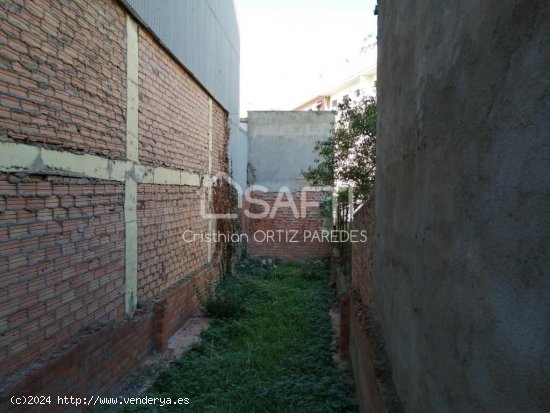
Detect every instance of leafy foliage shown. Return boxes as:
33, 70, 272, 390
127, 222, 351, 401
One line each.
303, 96, 377, 201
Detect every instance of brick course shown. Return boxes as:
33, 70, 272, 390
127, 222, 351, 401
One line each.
351, 201, 374, 308
338, 199, 394, 413
0, 173, 125, 379
211, 104, 228, 173
3, 261, 219, 413
6, 308, 155, 413
0, 0, 127, 158
138, 30, 210, 173
245, 190, 332, 259
137, 184, 209, 300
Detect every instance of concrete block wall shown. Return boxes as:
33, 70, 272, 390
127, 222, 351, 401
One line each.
0, 0, 230, 405
247, 111, 334, 191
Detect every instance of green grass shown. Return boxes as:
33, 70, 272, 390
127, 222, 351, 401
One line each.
119, 260, 357, 413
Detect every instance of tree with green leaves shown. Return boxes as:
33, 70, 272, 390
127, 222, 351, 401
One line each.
303, 96, 377, 202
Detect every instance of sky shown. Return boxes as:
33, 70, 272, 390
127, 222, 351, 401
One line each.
235, 0, 378, 117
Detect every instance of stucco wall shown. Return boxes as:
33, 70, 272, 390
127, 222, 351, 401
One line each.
375, 1, 550, 412
247, 111, 334, 191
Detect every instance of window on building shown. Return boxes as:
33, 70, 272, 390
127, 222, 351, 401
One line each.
355, 89, 361, 97
332, 99, 337, 108
343, 94, 349, 101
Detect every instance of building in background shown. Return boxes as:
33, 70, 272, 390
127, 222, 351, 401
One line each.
293, 43, 377, 111
244, 111, 335, 259
293, 64, 376, 111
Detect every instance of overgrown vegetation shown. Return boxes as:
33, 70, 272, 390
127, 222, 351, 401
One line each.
303, 96, 377, 203
212, 123, 240, 274
119, 260, 357, 412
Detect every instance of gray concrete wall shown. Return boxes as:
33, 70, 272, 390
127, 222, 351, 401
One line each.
247, 111, 334, 191
375, 1, 550, 412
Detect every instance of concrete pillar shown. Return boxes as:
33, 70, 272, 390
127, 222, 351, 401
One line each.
124, 15, 139, 315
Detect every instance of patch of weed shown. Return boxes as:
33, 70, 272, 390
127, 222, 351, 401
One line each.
117, 260, 356, 413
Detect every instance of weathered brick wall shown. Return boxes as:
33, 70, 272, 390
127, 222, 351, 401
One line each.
245, 191, 332, 259
154, 263, 220, 352
351, 200, 374, 308
211, 104, 228, 173
342, 199, 402, 412
138, 29, 209, 173
137, 184, 209, 300
0, 173, 125, 379
0, 0, 229, 406
7, 308, 155, 413
0, 0, 127, 158
346, 200, 381, 412
0, 0, 128, 384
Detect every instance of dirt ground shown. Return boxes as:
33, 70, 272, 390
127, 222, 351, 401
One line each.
116, 310, 210, 396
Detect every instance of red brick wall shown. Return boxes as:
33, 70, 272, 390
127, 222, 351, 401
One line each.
138, 30, 209, 173
6, 308, 155, 413
0, 0, 127, 158
0, 173, 125, 379
245, 190, 332, 259
137, 184, 209, 300
0, 0, 229, 406
5, 262, 219, 413
154, 263, 220, 352
211, 104, 228, 173
346, 201, 381, 412
342, 199, 401, 412
348, 299, 386, 413
351, 201, 374, 308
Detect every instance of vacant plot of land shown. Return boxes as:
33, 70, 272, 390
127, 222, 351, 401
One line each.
116, 259, 356, 412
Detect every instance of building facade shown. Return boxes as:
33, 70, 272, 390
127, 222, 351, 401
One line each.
293, 49, 377, 111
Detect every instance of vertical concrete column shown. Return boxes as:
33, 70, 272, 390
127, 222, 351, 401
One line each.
207, 98, 213, 262
125, 15, 139, 315
126, 16, 139, 163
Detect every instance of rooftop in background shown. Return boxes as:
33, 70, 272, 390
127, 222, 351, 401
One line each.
293, 44, 377, 111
